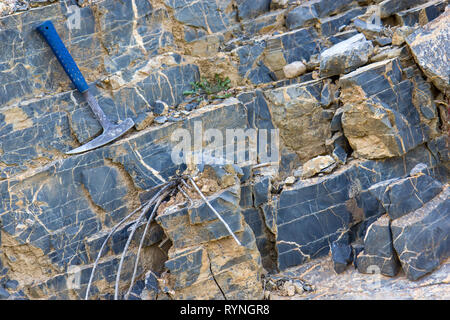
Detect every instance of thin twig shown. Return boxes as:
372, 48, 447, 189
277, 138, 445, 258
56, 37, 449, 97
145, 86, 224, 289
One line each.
188, 177, 242, 246
251, 162, 278, 170
124, 191, 168, 300
114, 183, 173, 300
177, 185, 194, 207
180, 178, 192, 190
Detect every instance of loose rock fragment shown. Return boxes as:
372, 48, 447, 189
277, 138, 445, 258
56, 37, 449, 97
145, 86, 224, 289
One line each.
301, 155, 336, 178
319, 33, 374, 77
283, 61, 307, 79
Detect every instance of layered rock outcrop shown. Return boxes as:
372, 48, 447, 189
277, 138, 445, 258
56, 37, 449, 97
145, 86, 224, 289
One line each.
0, 0, 448, 300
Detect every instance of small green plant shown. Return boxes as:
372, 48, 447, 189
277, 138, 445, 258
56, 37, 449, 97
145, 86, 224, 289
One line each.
183, 74, 232, 100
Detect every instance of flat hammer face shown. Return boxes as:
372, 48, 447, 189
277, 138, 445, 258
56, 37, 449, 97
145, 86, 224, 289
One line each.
37, 20, 134, 154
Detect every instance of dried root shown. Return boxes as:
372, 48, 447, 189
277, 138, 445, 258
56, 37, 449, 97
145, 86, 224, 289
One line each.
84, 173, 242, 300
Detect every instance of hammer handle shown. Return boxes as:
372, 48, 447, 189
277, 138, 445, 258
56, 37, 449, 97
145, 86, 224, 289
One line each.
37, 20, 89, 93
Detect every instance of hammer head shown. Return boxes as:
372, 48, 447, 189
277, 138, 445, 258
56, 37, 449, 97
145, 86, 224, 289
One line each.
66, 118, 134, 154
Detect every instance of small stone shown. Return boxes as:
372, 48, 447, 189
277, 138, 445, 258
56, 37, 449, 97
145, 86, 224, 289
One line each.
293, 167, 303, 178
5, 280, 18, 290
409, 163, 428, 176
153, 100, 169, 115
282, 281, 295, 296
330, 107, 344, 132
184, 102, 198, 111
134, 111, 154, 131
292, 280, 304, 294
271, 0, 288, 9
331, 241, 353, 274
332, 145, 348, 164
302, 155, 336, 179
283, 61, 307, 79
154, 116, 167, 124
284, 176, 296, 185
374, 37, 392, 46
0, 286, 9, 299
302, 284, 313, 292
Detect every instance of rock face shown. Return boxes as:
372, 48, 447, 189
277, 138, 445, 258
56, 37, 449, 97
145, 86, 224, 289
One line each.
156, 185, 264, 299
264, 80, 331, 162
391, 188, 450, 281
406, 7, 450, 95
340, 58, 434, 159
319, 33, 374, 77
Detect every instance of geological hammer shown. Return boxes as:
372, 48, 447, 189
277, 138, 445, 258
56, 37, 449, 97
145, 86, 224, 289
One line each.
37, 21, 134, 154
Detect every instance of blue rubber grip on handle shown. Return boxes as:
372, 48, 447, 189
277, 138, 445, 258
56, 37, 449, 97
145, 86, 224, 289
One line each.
36, 21, 89, 93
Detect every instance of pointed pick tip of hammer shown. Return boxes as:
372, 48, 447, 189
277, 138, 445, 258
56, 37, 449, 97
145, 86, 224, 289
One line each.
65, 118, 134, 155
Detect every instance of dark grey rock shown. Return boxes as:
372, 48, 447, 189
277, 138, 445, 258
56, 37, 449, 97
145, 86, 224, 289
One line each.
153, 100, 169, 115
5, 280, 18, 290
333, 145, 348, 164
298, 0, 356, 19
374, 37, 392, 46
330, 107, 344, 132
406, 7, 449, 94
319, 8, 366, 37
154, 116, 168, 124
409, 163, 428, 176
164, 0, 235, 34
379, 0, 430, 18
320, 82, 335, 107
253, 176, 271, 207
351, 242, 364, 268
0, 286, 10, 299
427, 136, 449, 163
184, 102, 198, 111
242, 207, 276, 271
331, 236, 353, 274
395, 0, 447, 27
240, 184, 253, 208
356, 215, 400, 277
156, 187, 244, 248
391, 188, 450, 280
368, 174, 443, 220
327, 30, 360, 45
237, 90, 275, 131
275, 143, 439, 270
286, 5, 319, 30
236, 0, 271, 20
